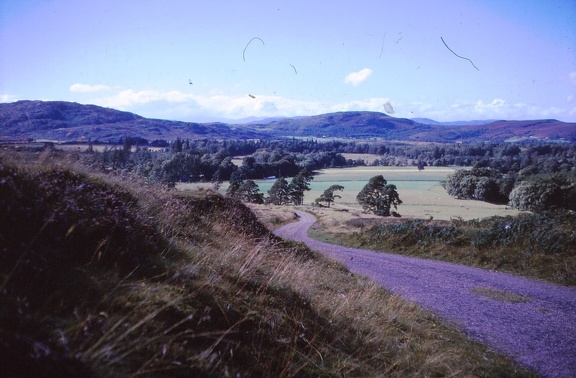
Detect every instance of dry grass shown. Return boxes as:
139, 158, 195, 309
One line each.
0, 147, 535, 377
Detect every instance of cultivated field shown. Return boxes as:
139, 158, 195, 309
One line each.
178, 166, 521, 223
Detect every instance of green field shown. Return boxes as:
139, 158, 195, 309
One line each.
178, 166, 521, 220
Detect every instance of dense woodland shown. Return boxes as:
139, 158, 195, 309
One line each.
83, 138, 576, 212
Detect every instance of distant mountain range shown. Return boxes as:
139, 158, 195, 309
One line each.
1, 100, 575, 143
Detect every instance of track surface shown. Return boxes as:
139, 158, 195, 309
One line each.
273, 211, 576, 378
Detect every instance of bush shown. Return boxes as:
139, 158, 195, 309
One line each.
469, 212, 576, 256
508, 172, 576, 212
443, 167, 509, 203
0, 164, 169, 303
334, 211, 576, 285
363, 220, 462, 249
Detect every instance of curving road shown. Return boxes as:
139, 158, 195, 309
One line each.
273, 211, 576, 378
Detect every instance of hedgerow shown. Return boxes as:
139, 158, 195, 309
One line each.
338, 211, 576, 285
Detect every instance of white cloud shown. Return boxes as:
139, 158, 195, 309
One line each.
343, 68, 373, 86
69, 83, 111, 93
473, 98, 506, 113
87, 88, 576, 122
410, 98, 571, 121
569, 72, 576, 85
0, 94, 21, 103
91, 87, 396, 120
329, 97, 390, 113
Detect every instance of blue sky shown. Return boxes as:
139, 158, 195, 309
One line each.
1, 0, 575, 122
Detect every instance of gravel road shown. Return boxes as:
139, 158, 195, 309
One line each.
273, 211, 576, 378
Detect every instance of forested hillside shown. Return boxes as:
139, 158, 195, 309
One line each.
0, 100, 265, 142
2, 101, 575, 143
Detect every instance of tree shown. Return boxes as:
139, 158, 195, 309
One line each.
315, 184, 344, 207
443, 167, 509, 204
417, 161, 426, 171
235, 180, 264, 204
508, 173, 576, 212
289, 169, 314, 205
122, 137, 133, 154
266, 177, 292, 205
172, 137, 183, 153
356, 175, 402, 216
226, 169, 247, 198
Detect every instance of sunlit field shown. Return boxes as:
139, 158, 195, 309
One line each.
178, 166, 521, 220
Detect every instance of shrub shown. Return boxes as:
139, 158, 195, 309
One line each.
443, 167, 509, 203
508, 172, 576, 212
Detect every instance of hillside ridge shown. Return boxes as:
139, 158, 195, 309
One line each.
1, 100, 575, 143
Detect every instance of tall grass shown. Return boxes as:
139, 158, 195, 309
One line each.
0, 149, 535, 377
311, 211, 576, 286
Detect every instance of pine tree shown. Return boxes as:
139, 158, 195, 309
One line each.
226, 169, 247, 197
236, 180, 264, 204
266, 177, 291, 205
315, 184, 344, 207
288, 169, 314, 205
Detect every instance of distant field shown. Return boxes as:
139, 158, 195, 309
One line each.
231, 153, 382, 169
178, 166, 520, 221
341, 153, 381, 164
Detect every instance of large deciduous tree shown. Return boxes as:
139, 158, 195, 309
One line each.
356, 175, 402, 216
508, 173, 576, 212
443, 167, 510, 204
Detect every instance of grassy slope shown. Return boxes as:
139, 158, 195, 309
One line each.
0, 150, 535, 377
306, 207, 576, 287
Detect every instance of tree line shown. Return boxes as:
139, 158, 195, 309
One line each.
443, 167, 576, 213
83, 137, 575, 212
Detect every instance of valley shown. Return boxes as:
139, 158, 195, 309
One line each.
1, 100, 575, 377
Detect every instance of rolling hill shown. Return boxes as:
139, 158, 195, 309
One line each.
0, 100, 266, 142
1, 100, 575, 143
252, 111, 576, 142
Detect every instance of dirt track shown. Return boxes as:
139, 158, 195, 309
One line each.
274, 211, 576, 378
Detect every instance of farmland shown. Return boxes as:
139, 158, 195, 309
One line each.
179, 166, 520, 221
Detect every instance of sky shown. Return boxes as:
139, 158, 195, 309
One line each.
1, 0, 575, 123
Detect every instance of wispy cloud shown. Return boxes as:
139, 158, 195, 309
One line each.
88, 88, 576, 122
344, 68, 373, 86
69, 83, 111, 93
91, 88, 393, 120
569, 72, 576, 85
95, 89, 188, 108
412, 98, 571, 121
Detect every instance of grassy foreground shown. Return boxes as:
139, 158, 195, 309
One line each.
0, 151, 535, 377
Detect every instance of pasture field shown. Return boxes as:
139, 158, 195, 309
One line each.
231, 152, 382, 168
341, 153, 381, 164
178, 166, 520, 221
55, 144, 165, 152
